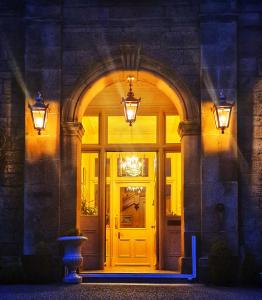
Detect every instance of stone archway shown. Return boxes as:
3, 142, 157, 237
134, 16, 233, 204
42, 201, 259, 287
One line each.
60, 53, 201, 272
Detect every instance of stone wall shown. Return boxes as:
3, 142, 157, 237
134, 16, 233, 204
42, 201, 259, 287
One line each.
200, 0, 239, 261
0, 0, 24, 257
23, 0, 62, 254
0, 0, 262, 273
62, 0, 200, 102
238, 0, 262, 266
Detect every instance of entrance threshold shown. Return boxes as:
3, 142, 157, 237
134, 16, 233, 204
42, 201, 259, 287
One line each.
80, 236, 197, 283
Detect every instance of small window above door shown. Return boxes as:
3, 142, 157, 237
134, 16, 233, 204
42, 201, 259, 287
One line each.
82, 116, 99, 144
108, 116, 157, 144
165, 115, 180, 143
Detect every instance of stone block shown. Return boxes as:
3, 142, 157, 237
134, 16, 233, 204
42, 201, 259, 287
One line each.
42, 69, 61, 99
182, 30, 199, 48
201, 231, 238, 256
219, 67, 237, 89
201, 23, 219, 46
183, 208, 201, 232
239, 13, 260, 26
239, 28, 262, 57
202, 155, 220, 182
60, 184, 77, 211
25, 134, 59, 161
200, 0, 237, 13
183, 49, 200, 65
40, 47, 61, 69
202, 181, 238, 208
63, 0, 96, 6
161, 31, 184, 48
239, 57, 257, 74
26, 3, 61, 19
109, 6, 165, 19
0, 243, 20, 256
25, 159, 60, 185
63, 50, 94, 72
202, 201, 238, 233
64, 7, 109, 24
3, 196, 21, 209
183, 183, 201, 211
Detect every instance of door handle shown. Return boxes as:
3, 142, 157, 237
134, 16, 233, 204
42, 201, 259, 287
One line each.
115, 216, 118, 229
118, 232, 121, 239
151, 225, 155, 229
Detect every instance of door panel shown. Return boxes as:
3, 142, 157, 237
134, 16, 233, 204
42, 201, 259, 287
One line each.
113, 183, 151, 266
106, 152, 156, 269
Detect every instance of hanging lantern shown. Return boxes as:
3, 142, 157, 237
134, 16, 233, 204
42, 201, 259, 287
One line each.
212, 91, 234, 134
28, 92, 49, 135
121, 76, 141, 126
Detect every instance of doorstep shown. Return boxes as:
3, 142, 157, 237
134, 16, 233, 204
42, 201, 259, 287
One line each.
80, 271, 196, 283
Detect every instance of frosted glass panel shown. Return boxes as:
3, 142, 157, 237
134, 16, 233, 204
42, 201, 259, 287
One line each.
82, 116, 99, 144
165, 152, 181, 216
166, 115, 180, 143
81, 153, 99, 216
120, 186, 146, 228
108, 116, 157, 144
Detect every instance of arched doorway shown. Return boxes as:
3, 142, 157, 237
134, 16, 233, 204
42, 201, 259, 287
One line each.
61, 60, 201, 273
80, 75, 182, 271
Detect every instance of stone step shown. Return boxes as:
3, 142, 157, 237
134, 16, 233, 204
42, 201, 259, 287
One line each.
80, 273, 196, 284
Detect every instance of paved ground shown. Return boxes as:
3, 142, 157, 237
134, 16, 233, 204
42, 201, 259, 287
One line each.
0, 283, 261, 300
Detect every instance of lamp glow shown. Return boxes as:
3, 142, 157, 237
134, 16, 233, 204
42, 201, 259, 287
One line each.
212, 91, 234, 134
120, 155, 144, 177
28, 92, 49, 135
121, 76, 141, 126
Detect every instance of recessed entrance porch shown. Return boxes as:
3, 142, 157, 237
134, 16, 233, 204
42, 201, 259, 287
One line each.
79, 73, 182, 272
60, 66, 201, 275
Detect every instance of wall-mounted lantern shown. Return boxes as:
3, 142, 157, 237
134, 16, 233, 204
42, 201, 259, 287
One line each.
121, 76, 141, 126
212, 91, 234, 134
28, 92, 49, 135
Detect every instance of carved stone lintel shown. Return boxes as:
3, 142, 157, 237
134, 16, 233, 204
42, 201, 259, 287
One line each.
62, 122, 85, 140
178, 120, 200, 138
120, 44, 141, 70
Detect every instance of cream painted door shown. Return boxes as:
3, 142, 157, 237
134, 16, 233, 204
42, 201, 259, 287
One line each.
112, 182, 155, 267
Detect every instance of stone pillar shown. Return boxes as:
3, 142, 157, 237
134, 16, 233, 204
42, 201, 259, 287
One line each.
199, 1, 238, 279
24, 1, 62, 254
60, 122, 84, 234
0, 2, 24, 258
178, 121, 201, 273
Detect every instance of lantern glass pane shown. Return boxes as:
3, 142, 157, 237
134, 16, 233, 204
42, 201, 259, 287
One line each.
82, 116, 99, 144
213, 109, 219, 129
165, 115, 180, 143
32, 109, 46, 129
217, 107, 231, 128
125, 102, 138, 122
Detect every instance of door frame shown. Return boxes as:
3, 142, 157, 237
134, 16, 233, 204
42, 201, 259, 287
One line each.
61, 66, 201, 273
106, 152, 157, 269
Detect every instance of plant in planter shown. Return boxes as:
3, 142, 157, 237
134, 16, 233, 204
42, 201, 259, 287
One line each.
22, 241, 53, 283
0, 256, 24, 284
208, 239, 237, 286
58, 228, 87, 284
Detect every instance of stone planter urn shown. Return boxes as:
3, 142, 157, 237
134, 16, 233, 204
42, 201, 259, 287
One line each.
58, 236, 87, 284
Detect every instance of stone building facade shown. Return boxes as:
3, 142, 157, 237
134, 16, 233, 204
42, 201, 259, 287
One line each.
0, 0, 262, 279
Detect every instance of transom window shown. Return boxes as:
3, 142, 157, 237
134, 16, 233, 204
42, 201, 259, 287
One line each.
82, 114, 180, 146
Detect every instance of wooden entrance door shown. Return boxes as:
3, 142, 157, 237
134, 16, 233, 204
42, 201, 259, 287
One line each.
106, 152, 156, 269
111, 182, 155, 267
